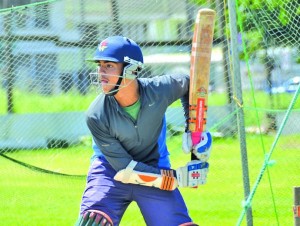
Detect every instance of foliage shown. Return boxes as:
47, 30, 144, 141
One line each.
238, 0, 299, 54
190, 0, 299, 59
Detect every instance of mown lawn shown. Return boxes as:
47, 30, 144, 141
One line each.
1, 89, 299, 114
0, 133, 299, 225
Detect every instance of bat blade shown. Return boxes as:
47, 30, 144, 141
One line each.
189, 9, 216, 153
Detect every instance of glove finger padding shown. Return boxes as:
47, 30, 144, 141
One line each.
182, 131, 193, 154
193, 131, 212, 162
176, 160, 209, 187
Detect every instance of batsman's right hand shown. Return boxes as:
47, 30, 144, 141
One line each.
176, 160, 209, 187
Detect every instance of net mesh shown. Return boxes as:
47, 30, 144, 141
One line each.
0, 0, 299, 225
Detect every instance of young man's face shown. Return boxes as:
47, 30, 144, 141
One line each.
97, 61, 123, 94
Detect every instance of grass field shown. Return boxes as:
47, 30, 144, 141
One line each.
1, 87, 299, 225
1, 133, 299, 226
1, 88, 299, 114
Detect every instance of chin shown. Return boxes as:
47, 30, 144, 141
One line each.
101, 85, 112, 93
102, 88, 114, 94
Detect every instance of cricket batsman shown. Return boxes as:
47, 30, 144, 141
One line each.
76, 36, 212, 226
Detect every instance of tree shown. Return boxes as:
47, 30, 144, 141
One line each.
190, 0, 299, 56
239, 0, 299, 54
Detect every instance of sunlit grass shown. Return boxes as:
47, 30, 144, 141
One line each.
0, 134, 299, 225
1, 88, 299, 114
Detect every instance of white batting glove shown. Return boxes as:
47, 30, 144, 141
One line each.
193, 131, 212, 162
182, 131, 212, 162
176, 160, 209, 187
182, 131, 193, 154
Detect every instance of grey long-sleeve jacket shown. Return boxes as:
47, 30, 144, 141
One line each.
86, 74, 189, 174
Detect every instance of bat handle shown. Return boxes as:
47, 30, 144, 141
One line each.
191, 131, 202, 145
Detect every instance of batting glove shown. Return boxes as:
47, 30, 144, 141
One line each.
182, 131, 212, 162
193, 131, 212, 162
182, 131, 193, 154
176, 160, 209, 187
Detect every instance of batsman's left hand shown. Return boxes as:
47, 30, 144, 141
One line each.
182, 131, 193, 154
193, 131, 212, 162
182, 131, 212, 162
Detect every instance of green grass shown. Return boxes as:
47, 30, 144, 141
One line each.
0, 88, 96, 114
1, 133, 299, 226
0, 88, 299, 225
1, 88, 299, 114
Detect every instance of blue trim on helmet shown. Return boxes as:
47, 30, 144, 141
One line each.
93, 56, 120, 62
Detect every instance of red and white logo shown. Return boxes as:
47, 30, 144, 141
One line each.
98, 40, 108, 51
191, 171, 200, 179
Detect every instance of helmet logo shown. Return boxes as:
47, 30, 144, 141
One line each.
98, 40, 108, 51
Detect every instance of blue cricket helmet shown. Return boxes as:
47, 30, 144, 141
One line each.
93, 36, 143, 64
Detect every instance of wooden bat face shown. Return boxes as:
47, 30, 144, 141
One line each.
189, 9, 216, 136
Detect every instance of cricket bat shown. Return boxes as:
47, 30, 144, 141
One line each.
189, 9, 216, 160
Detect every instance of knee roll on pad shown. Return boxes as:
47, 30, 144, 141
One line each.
76, 210, 113, 226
